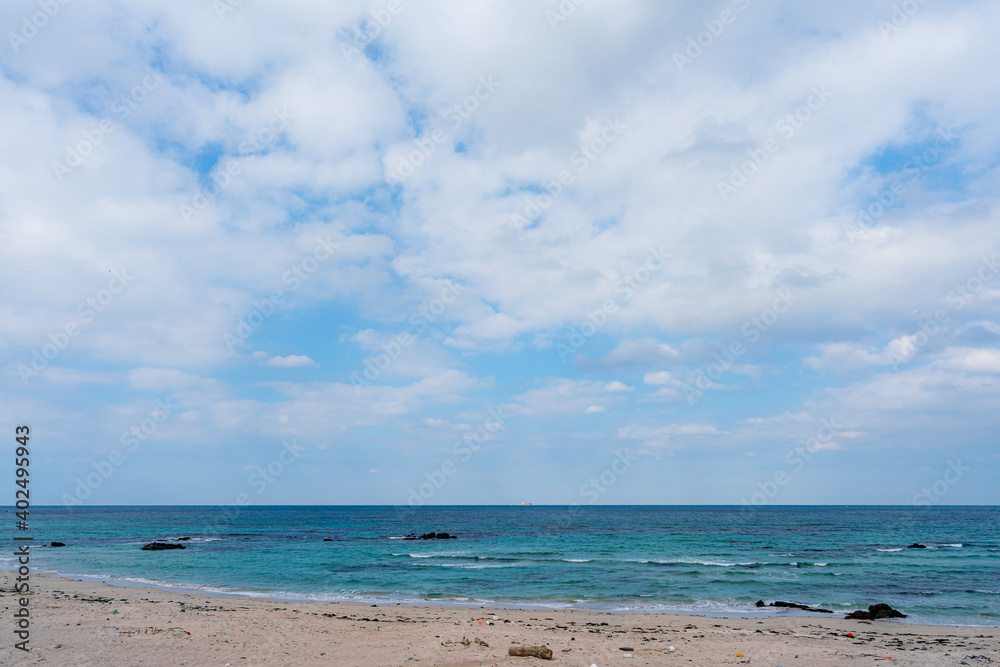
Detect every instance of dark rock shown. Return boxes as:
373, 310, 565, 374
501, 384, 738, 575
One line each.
868, 603, 906, 619
770, 601, 833, 613
907, 543, 927, 549
141, 542, 185, 551
50, 542, 66, 547
407, 532, 458, 540
176, 537, 192, 541
323, 538, 334, 542
755, 600, 765, 607
845, 603, 906, 620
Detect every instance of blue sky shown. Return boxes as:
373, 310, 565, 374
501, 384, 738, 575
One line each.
1, 0, 998, 506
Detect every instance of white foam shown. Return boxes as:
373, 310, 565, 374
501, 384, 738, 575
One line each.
629, 558, 760, 567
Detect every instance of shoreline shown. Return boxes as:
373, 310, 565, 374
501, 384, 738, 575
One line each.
12, 567, 997, 628
3, 571, 997, 666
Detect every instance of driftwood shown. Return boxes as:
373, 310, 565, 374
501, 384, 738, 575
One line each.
508, 645, 553, 659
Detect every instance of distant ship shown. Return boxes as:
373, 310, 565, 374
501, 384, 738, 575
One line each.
520, 502, 534, 506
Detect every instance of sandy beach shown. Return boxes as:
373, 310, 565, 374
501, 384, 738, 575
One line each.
2, 571, 996, 666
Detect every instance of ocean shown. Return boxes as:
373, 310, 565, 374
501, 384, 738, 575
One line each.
5, 505, 998, 626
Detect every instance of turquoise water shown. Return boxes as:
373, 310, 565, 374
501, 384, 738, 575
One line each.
5, 506, 998, 626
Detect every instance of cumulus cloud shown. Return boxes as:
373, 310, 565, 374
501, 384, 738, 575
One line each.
263, 355, 317, 368
2, 0, 998, 503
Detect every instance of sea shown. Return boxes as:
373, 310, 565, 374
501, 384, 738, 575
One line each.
4, 505, 998, 626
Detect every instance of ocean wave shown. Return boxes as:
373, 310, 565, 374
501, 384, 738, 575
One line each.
414, 562, 526, 570
629, 559, 764, 568
394, 553, 593, 565
877, 548, 904, 552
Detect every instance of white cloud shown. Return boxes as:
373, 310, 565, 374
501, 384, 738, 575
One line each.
264, 355, 317, 368
643, 371, 682, 386
603, 380, 633, 392
936, 347, 1000, 374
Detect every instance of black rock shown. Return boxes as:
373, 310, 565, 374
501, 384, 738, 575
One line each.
907, 543, 927, 549
176, 537, 192, 541
323, 538, 334, 542
50, 542, 66, 547
845, 603, 906, 620
869, 603, 906, 619
755, 600, 765, 607
141, 542, 185, 551
771, 601, 833, 613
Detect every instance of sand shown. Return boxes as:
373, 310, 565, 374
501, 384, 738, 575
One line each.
1, 571, 996, 666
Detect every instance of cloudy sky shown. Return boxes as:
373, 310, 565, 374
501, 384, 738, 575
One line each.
2, 0, 998, 506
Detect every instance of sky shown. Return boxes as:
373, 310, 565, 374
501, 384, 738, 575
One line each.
1, 0, 998, 507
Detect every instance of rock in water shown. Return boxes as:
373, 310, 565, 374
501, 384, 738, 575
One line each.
755, 600, 765, 607
845, 603, 906, 620
868, 603, 907, 619
141, 542, 185, 551
508, 645, 553, 659
50, 542, 66, 547
907, 543, 927, 548
770, 601, 834, 613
